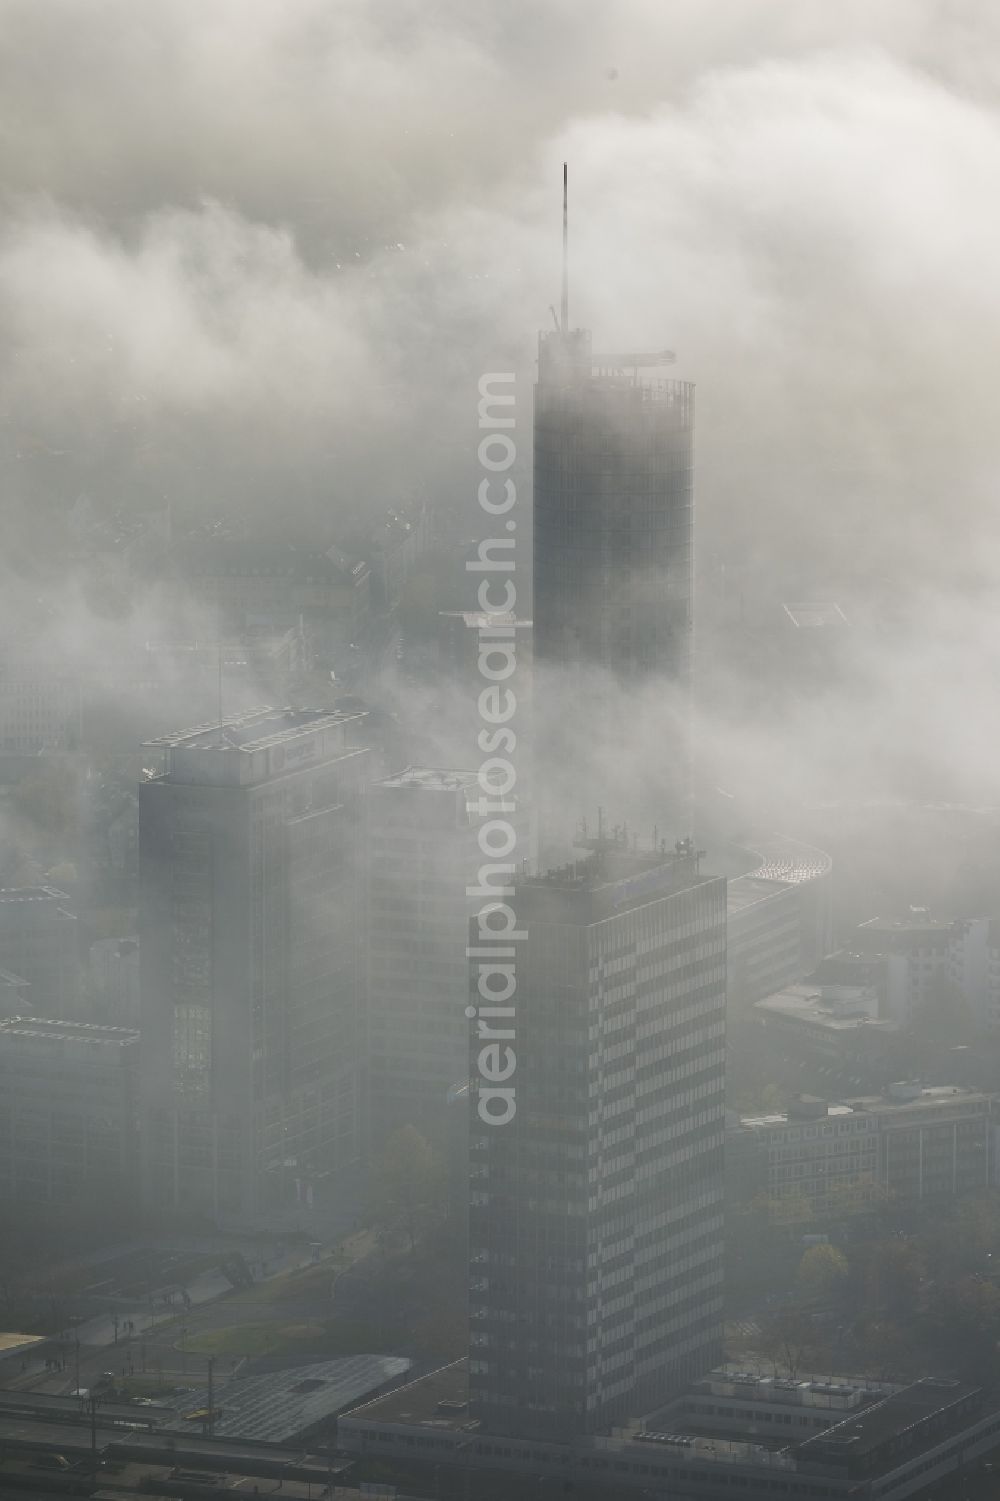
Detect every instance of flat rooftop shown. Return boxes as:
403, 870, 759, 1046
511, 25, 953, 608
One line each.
782, 602, 848, 629
727, 836, 832, 914
145, 706, 364, 754
737, 1085, 991, 1131
164, 1356, 411, 1444
438, 611, 532, 628
532, 836, 700, 893
743, 836, 833, 885
858, 913, 951, 936
755, 985, 898, 1035
0, 885, 71, 904
0, 1017, 138, 1047
795, 1377, 980, 1468
376, 767, 478, 793
738, 1103, 856, 1130
727, 875, 792, 913
341, 1359, 472, 1433
845, 1085, 993, 1116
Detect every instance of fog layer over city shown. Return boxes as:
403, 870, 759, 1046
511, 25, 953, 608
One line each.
1, 2, 999, 868
5, 7, 1000, 1492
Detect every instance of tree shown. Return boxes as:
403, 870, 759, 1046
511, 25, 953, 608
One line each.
768, 1188, 815, 1229
924, 1275, 1000, 1383
796, 1244, 849, 1306
854, 1319, 921, 1382
933, 1191, 1000, 1278
826, 1173, 889, 1223
862, 1238, 927, 1321
759, 1308, 827, 1380
367, 1127, 446, 1255
727, 1197, 788, 1301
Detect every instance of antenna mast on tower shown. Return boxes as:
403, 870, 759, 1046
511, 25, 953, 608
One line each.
561, 162, 569, 334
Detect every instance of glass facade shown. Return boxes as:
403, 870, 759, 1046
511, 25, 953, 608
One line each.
533, 329, 693, 692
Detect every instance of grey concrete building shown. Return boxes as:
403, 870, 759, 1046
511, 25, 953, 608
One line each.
89, 936, 140, 1027
139, 707, 370, 1221
0, 886, 79, 1018
340, 1360, 1000, 1501
468, 838, 727, 1438
726, 837, 833, 1011
0, 1016, 138, 1208
728, 1083, 1000, 1223
365, 768, 483, 1151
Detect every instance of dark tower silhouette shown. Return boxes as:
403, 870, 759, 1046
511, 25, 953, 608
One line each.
532, 166, 694, 826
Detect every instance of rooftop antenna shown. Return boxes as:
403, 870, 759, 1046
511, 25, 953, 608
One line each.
561, 162, 569, 334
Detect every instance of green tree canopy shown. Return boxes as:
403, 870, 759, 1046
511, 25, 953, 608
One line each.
796, 1243, 849, 1306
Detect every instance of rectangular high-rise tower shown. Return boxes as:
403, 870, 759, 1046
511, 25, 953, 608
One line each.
531, 176, 694, 831
468, 838, 726, 1437
533, 327, 694, 693
139, 707, 369, 1221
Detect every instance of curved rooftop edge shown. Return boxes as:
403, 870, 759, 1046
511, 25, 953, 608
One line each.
738, 834, 833, 888
726, 836, 835, 1003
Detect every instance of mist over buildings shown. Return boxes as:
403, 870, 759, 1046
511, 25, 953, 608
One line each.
6, 6, 1000, 1486
3, 1, 1000, 878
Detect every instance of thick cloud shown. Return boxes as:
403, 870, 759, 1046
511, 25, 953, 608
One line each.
3, 0, 1000, 846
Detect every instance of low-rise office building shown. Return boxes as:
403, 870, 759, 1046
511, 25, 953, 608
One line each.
728, 1083, 1000, 1221
752, 979, 898, 1073
855, 909, 1000, 1032
338, 1359, 1000, 1500
727, 1094, 881, 1220
859, 1081, 998, 1203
